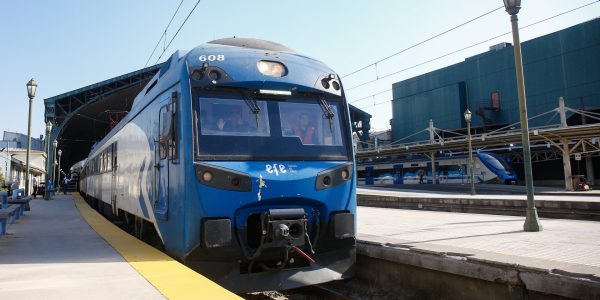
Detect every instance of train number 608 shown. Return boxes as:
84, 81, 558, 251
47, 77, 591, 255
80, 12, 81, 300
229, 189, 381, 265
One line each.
199, 54, 225, 62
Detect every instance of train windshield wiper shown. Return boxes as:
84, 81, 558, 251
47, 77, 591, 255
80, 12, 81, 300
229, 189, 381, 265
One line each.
319, 96, 335, 132
243, 94, 261, 128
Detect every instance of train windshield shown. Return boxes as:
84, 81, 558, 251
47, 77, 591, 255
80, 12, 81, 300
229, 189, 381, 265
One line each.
193, 91, 349, 160
479, 152, 513, 172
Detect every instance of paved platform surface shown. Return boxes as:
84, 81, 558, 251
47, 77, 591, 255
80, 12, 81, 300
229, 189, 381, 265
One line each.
365, 183, 600, 196
0, 195, 165, 299
358, 186, 600, 202
358, 206, 600, 271
357, 206, 600, 298
0, 194, 240, 300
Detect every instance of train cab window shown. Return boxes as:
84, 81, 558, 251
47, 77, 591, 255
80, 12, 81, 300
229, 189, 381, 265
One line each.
199, 99, 270, 137
479, 152, 512, 171
193, 92, 349, 161
279, 101, 343, 146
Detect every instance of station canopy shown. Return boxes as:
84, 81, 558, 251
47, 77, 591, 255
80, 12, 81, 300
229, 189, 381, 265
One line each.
44, 65, 162, 170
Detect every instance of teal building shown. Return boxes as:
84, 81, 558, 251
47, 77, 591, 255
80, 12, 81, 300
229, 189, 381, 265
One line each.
391, 18, 600, 142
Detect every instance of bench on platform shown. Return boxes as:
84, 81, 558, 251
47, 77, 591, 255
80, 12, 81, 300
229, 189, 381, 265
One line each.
8, 196, 32, 218
0, 191, 8, 208
0, 204, 21, 235
8, 188, 31, 212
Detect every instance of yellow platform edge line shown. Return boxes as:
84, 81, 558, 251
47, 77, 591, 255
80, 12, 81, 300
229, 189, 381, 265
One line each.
73, 194, 241, 300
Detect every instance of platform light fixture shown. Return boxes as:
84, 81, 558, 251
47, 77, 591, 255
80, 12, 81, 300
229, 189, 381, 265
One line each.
27, 79, 38, 99
503, 0, 521, 15
24, 79, 37, 197
57, 149, 62, 191
464, 109, 475, 195
52, 140, 58, 187
503, 0, 542, 231
45, 121, 52, 200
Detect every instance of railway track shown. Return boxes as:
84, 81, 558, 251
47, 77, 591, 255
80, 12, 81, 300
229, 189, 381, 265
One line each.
244, 283, 358, 300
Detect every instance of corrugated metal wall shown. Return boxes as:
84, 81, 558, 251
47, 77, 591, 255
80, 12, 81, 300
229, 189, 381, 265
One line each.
391, 18, 600, 142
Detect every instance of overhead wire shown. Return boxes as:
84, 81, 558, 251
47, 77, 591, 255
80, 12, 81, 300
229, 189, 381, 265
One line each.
144, 0, 185, 67
341, 5, 504, 79
352, 1, 600, 110
154, 0, 203, 64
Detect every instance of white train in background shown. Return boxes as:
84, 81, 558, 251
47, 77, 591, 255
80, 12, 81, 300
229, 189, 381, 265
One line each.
357, 152, 518, 185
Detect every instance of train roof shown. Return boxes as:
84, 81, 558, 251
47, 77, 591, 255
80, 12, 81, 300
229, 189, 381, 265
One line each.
208, 38, 295, 53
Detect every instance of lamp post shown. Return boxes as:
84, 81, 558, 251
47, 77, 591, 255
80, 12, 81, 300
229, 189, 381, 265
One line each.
52, 140, 58, 187
503, 0, 542, 231
464, 109, 476, 195
44, 121, 52, 200
25, 79, 37, 196
57, 149, 62, 192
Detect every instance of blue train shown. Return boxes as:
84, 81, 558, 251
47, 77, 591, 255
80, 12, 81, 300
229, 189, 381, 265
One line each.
79, 38, 356, 292
357, 152, 518, 185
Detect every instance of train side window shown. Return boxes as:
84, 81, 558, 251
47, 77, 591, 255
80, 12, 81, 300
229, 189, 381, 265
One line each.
103, 150, 108, 173
158, 104, 172, 160
112, 143, 117, 170
106, 146, 112, 171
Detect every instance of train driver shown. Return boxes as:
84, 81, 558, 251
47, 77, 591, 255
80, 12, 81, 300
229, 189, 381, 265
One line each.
226, 109, 250, 132
294, 113, 316, 144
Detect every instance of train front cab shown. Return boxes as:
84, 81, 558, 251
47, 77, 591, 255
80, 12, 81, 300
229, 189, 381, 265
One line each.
170, 42, 357, 293
477, 152, 518, 184
182, 88, 356, 292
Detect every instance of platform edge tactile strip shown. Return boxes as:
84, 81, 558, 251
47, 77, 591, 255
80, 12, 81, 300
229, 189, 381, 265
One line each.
73, 194, 241, 300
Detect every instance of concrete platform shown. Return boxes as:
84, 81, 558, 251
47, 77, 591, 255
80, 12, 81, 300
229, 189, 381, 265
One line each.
0, 194, 240, 300
364, 183, 600, 196
358, 186, 600, 220
357, 206, 600, 299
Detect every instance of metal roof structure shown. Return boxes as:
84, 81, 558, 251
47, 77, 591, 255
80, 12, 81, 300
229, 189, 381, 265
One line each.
356, 123, 600, 159
44, 64, 162, 170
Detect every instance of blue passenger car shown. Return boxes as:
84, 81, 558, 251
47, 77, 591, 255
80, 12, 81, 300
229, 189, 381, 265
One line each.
79, 38, 356, 292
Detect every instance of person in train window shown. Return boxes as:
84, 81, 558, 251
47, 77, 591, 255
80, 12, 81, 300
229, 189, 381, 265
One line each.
215, 117, 226, 131
294, 113, 315, 144
225, 109, 250, 132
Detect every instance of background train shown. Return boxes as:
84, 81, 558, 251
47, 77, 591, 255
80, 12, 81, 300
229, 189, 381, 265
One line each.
357, 152, 518, 185
78, 38, 356, 292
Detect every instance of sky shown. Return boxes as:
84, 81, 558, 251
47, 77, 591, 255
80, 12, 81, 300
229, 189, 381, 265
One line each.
1, 0, 598, 139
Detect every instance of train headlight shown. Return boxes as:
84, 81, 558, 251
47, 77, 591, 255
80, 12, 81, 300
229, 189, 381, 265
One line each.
257, 60, 287, 77
195, 163, 251, 192
341, 169, 350, 180
202, 171, 214, 182
315, 162, 353, 190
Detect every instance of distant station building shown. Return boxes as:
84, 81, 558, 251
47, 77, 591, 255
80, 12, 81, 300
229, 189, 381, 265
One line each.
1, 131, 44, 151
390, 18, 600, 186
0, 131, 47, 190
